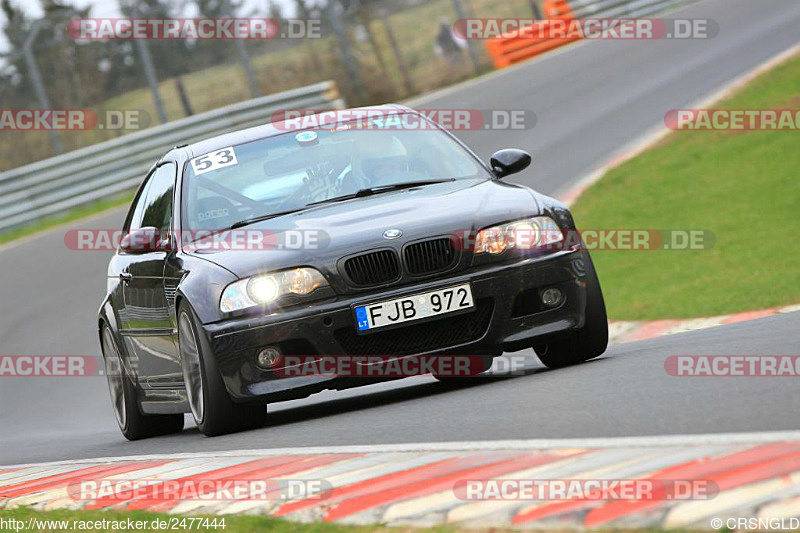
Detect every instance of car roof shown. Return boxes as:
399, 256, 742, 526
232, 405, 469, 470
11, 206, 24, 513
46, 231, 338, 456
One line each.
176, 103, 413, 159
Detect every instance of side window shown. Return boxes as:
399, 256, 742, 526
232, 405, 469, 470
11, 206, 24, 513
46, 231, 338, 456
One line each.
139, 163, 177, 231
124, 176, 152, 232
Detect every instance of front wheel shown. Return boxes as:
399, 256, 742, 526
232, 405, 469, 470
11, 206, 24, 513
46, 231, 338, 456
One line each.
101, 325, 184, 440
178, 302, 267, 437
535, 255, 609, 369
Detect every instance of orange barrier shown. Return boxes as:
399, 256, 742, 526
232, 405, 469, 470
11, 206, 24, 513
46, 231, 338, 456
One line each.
486, 0, 579, 69
544, 0, 575, 19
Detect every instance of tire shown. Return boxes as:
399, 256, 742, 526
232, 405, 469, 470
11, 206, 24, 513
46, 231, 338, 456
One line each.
101, 324, 184, 441
177, 302, 267, 437
534, 254, 609, 369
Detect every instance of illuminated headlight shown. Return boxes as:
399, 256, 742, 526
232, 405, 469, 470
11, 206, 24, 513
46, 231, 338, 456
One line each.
474, 216, 563, 255
220, 268, 328, 313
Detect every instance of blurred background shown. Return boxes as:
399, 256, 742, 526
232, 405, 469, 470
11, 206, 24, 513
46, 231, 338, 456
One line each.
0, 0, 545, 171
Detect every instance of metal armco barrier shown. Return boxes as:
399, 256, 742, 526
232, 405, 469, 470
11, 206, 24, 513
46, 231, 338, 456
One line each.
0, 81, 345, 234
487, 0, 694, 68
548, 0, 692, 19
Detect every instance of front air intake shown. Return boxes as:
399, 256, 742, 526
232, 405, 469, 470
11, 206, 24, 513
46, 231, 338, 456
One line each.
343, 250, 401, 286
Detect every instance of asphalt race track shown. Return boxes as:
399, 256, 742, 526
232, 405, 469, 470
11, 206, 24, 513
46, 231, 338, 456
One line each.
1, 0, 799, 465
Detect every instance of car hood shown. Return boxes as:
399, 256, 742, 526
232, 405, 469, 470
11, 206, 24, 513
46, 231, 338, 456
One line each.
185, 178, 541, 279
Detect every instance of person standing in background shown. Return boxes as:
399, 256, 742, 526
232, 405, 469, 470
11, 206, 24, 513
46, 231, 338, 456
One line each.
434, 18, 464, 66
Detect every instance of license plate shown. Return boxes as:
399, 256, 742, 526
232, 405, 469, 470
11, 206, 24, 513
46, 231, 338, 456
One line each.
355, 284, 474, 332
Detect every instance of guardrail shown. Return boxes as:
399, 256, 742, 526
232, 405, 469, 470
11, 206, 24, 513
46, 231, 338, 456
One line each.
0, 81, 345, 234
546, 0, 690, 18
487, 0, 695, 68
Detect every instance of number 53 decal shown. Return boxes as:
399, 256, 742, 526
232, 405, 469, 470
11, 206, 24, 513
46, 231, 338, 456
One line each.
190, 147, 238, 176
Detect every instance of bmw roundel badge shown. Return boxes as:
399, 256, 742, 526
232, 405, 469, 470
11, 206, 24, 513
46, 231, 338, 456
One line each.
383, 229, 403, 239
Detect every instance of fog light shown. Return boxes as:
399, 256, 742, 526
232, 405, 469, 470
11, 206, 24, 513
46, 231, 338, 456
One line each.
257, 346, 282, 369
541, 288, 563, 308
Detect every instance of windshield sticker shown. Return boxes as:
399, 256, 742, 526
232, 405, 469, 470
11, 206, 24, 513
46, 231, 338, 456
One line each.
295, 131, 318, 145
190, 147, 238, 176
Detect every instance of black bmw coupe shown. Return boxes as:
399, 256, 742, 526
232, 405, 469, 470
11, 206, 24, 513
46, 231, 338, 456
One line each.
98, 105, 607, 439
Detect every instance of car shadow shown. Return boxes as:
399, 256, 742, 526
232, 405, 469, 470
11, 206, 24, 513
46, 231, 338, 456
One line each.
260, 355, 610, 430
137, 355, 612, 442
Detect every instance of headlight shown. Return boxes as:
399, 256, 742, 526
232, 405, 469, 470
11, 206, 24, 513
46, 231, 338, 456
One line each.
474, 216, 564, 255
220, 268, 329, 313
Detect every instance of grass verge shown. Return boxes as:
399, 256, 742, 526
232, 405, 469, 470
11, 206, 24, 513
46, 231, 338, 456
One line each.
571, 52, 800, 321
0, 193, 132, 247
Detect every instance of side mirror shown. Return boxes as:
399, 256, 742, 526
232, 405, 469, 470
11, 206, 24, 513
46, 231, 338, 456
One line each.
490, 149, 532, 178
119, 226, 159, 253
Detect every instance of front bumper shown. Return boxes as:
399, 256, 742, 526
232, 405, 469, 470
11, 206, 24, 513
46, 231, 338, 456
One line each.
203, 249, 591, 401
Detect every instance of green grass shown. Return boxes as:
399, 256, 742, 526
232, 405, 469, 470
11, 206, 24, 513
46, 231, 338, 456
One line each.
0, 507, 701, 532
571, 53, 800, 321
0, 193, 132, 247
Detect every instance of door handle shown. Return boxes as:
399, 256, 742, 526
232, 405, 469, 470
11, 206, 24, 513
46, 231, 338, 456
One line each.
119, 272, 133, 282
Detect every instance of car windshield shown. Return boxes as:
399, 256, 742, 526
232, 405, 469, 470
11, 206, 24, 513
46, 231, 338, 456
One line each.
182, 120, 490, 231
